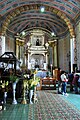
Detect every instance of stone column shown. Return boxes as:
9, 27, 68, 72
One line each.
0, 36, 5, 56
70, 37, 77, 72
53, 40, 58, 67
16, 39, 19, 59
24, 54, 27, 66
46, 53, 48, 65
28, 52, 30, 69
27, 42, 31, 69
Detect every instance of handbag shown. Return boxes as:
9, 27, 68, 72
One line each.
64, 78, 68, 82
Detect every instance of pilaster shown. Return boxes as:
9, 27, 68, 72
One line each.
70, 37, 77, 72
0, 36, 5, 56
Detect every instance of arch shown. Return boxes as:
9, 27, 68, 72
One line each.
1, 4, 75, 37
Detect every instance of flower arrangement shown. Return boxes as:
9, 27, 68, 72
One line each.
0, 80, 8, 89
23, 70, 40, 90
28, 76, 40, 90
21, 69, 40, 104
0, 80, 9, 92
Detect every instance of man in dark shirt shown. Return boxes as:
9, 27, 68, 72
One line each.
68, 72, 74, 92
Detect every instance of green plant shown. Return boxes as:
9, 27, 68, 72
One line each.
28, 76, 40, 90
0, 80, 8, 88
23, 71, 40, 90
10, 74, 19, 83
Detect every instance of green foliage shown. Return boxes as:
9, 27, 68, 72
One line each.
10, 75, 18, 83
28, 77, 40, 90
0, 80, 9, 88
23, 74, 40, 90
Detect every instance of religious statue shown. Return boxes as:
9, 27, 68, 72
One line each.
36, 39, 39, 46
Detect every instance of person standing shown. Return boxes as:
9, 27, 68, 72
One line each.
72, 74, 79, 94
78, 75, 80, 88
57, 68, 62, 94
60, 71, 68, 96
68, 71, 74, 92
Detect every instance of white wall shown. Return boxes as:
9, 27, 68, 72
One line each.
0, 36, 5, 56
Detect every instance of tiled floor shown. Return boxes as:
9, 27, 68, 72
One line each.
0, 90, 80, 120
63, 93, 80, 111
64, 85, 80, 111
0, 104, 29, 120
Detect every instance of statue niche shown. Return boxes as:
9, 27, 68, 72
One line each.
36, 39, 40, 46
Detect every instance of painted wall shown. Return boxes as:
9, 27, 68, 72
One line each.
76, 22, 80, 70
58, 35, 70, 72
5, 36, 15, 52
58, 21, 80, 72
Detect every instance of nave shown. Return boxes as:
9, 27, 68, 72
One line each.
0, 89, 80, 120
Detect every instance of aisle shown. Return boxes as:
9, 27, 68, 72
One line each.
32, 90, 80, 120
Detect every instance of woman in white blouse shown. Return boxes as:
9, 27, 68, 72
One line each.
60, 71, 68, 96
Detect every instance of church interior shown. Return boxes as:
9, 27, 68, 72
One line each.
0, 0, 80, 119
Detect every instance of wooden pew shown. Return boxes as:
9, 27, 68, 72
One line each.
40, 77, 56, 90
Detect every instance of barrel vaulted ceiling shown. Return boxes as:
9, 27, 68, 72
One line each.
0, 0, 80, 38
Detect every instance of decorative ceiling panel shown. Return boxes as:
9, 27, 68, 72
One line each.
8, 10, 68, 35
0, 0, 80, 38
0, 0, 80, 18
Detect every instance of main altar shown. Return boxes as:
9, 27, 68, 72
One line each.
27, 30, 49, 70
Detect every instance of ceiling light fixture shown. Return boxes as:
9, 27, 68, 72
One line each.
51, 32, 56, 36
21, 31, 26, 36
40, 6, 45, 12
